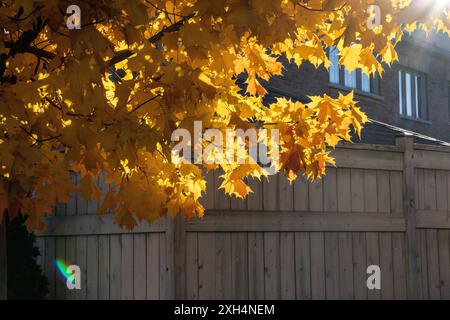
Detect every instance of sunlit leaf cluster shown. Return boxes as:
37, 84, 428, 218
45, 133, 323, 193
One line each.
0, 0, 448, 231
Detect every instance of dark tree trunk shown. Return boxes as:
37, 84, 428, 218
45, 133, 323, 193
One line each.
0, 213, 6, 300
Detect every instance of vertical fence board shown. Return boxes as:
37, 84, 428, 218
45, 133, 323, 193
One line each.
310, 232, 325, 299
55, 237, 66, 300
109, 234, 122, 299
309, 180, 323, 212
159, 233, 168, 299
198, 233, 216, 299
86, 235, 98, 300
248, 232, 265, 299
295, 232, 311, 300
351, 169, 365, 212
35, 237, 45, 268
448, 172, 450, 219
98, 235, 110, 300
352, 232, 367, 300
337, 168, 351, 213
437, 230, 450, 299
364, 171, 378, 213
338, 232, 353, 300
65, 237, 76, 300
185, 233, 198, 300
231, 198, 247, 210
423, 170, 437, 211
390, 171, 403, 216
263, 176, 278, 211
232, 232, 249, 299
215, 233, 232, 299
44, 237, 56, 299
247, 177, 263, 210
323, 168, 337, 212
377, 171, 391, 214
146, 233, 160, 300
436, 171, 448, 211
294, 176, 309, 211
133, 234, 146, 300
426, 229, 441, 299
379, 233, 394, 299
280, 232, 295, 299
366, 232, 381, 300
416, 169, 424, 210
279, 177, 294, 211
324, 232, 340, 299
392, 233, 407, 299
264, 232, 281, 299
75, 236, 87, 300
418, 230, 429, 299
121, 234, 133, 300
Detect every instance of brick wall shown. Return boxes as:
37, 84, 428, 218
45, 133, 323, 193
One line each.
268, 39, 450, 142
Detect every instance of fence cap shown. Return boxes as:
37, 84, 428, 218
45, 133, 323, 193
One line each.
395, 132, 414, 138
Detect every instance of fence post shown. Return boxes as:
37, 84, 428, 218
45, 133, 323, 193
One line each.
166, 214, 186, 299
396, 133, 422, 299
173, 214, 186, 299
0, 213, 6, 300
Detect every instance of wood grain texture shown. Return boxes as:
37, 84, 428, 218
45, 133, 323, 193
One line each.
146, 233, 160, 300
310, 232, 325, 299
280, 232, 295, 299
264, 232, 281, 299
86, 235, 99, 300
248, 232, 265, 299
198, 233, 216, 299
392, 233, 407, 299
232, 233, 249, 299
215, 233, 232, 299
295, 232, 311, 300
338, 232, 353, 300
36, 144, 450, 300
324, 232, 340, 299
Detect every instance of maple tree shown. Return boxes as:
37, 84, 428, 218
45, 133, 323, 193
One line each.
0, 0, 449, 231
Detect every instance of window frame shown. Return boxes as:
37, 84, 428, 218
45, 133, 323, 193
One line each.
448, 81, 450, 123
398, 67, 427, 120
328, 47, 379, 95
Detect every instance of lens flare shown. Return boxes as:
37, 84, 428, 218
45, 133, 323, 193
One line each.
55, 259, 71, 280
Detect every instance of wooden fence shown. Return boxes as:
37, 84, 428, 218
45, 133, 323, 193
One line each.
35, 135, 450, 300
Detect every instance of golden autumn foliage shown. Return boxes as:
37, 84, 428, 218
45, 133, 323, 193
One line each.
0, 0, 449, 231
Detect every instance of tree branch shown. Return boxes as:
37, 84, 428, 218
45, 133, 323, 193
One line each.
148, 12, 196, 43
130, 94, 161, 113
145, 1, 191, 19
45, 96, 93, 119
20, 126, 62, 146
107, 12, 195, 67
294, 1, 347, 12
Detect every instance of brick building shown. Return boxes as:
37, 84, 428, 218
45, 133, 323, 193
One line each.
267, 31, 450, 144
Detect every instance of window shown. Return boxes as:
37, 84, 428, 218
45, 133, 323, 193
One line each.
398, 69, 426, 119
329, 47, 340, 84
448, 82, 450, 121
344, 69, 357, 88
328, 47, 377, 94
